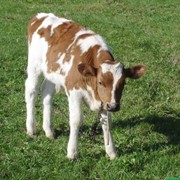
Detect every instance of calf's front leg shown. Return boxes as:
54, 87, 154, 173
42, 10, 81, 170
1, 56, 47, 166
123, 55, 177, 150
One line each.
67, 92, 83, 160
100, 111, 117, 160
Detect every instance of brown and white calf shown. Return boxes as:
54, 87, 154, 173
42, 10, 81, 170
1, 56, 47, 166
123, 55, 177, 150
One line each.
25, 13, 146, 160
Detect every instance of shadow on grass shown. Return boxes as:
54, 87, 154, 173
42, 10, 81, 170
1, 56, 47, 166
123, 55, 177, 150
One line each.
113, 110, 180, 155
115, 113, 180, 145
55, 113, 180, 144
54, 121, 103, 144
54, 123, 69, 139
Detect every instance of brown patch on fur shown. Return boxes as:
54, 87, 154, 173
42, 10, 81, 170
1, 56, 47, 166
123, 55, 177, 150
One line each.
98, 50, 114, 65
81, 45, 101, 67
28, 16, 46, 43
125, 65, 147, 79
65, 35, 115, 101
114, 74, 126, 103
97, 69, 114, 104
37, 21, 84, 73
78, 33, 95, 41
65, 47, 99, 99
65, 43, 114, 101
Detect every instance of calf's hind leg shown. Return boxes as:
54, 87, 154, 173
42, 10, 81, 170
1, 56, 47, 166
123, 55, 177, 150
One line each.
41, 80, 55, 139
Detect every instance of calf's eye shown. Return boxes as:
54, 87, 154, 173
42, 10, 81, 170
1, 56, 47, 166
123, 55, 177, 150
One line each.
98, 81, 106, 88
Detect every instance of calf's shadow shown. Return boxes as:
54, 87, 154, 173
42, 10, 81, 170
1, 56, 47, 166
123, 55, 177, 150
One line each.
113, 111, 180, 154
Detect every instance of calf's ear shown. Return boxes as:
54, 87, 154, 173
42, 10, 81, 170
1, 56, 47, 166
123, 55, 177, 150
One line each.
78, 63, 97, 77
125, 65, 147, 79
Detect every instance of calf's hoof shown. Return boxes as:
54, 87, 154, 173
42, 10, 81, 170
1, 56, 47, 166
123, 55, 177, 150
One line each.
45, 130, 55, 140
109, 153, 117, 160
27, 130, 37, 138
67, 152, 78, 160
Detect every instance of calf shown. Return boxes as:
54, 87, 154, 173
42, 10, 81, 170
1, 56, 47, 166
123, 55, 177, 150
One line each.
25, 13, 146, 160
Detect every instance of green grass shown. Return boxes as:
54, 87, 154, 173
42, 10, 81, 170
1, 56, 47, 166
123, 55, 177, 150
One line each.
0, 0, 180, 179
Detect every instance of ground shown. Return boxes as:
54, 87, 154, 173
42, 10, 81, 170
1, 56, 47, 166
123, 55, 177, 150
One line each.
0, 0, 179, 179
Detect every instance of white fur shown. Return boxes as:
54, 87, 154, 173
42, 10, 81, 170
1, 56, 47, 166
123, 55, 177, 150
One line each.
41, 80, 55, 139
56, 54, 74, 76
67, 89, 83, 159
36, 13, 70, 36
84, 86, 102, 111
67, 29, 94, 51
36, 13, 53, 19
77, 34, 109, 54
100, 111, 116, 160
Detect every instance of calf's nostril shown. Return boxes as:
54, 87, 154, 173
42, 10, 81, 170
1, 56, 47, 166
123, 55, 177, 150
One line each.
107, 103, 113, 110
106, 103, 120, 112
107, 103, 110, 109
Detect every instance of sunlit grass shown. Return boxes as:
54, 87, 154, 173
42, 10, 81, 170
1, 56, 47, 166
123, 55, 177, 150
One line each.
0, 0, 179, 179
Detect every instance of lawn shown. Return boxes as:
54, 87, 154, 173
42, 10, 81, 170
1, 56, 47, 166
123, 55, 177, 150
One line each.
0, 0, 180, 179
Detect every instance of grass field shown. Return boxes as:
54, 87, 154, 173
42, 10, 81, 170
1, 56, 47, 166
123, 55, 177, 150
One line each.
0, 0, 180, 179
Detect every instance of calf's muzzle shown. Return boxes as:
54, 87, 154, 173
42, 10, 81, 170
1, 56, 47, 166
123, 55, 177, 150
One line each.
106, 103, 120, 112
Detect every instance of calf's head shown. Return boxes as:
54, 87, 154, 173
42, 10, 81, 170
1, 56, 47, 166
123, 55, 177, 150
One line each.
78, 61, 146, 112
